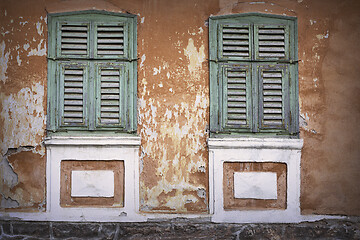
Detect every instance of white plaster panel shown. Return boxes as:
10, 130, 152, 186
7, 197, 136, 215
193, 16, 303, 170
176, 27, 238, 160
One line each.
42, 136, 146, 222
71, 170, 114, 197
209, 137, 304, 223
234, 172, 277, 199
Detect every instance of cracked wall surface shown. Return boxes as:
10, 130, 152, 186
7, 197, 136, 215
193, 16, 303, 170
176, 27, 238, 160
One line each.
0, 0, 359, 215
0, 0, 47, 211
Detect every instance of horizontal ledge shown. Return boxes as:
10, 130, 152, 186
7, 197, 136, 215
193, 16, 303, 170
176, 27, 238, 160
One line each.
208, 137, 303, 150
44, 136, 141, 147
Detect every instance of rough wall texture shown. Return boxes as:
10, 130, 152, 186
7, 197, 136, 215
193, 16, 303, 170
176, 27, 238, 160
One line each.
0, 0, 47, 210
0, 0, 359, 215
1, 219, 360, 239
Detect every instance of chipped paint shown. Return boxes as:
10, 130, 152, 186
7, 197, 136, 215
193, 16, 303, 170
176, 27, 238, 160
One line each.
140, 54, 146, 68
27, 39, 46, 56
249, 2, 266, 4
139, 90, 208, 212
0, 82, 46, 156
16, 53, 21, 66
184, 38, 205, 75
0, 41, 10, 83
35, 21, 43, 36
153, 67, 161, 75
1, 147, 46, 210
0, 157, 18, 190
316, 31, 329, 40
23, 43, 30, 51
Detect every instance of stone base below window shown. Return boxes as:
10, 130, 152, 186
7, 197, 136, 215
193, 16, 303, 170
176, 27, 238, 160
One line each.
208, 137, 304, 223
44, 136, 145, 222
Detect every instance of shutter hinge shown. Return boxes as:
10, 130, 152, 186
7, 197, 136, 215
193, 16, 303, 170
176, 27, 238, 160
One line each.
47, 57, 73, 61
208, 59, 218, 63
277, 60, 299, 64
125, 58, 138, 62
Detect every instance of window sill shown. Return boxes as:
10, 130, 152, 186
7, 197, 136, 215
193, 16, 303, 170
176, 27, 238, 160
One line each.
44, 135, 141, 147
208, 137, 303, 150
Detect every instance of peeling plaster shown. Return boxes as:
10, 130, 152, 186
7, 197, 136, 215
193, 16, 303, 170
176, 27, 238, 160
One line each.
0, 82, 46, 156
153, 67, 161, 75
0, 157, 18, 190
139, 91, 208, 212
35, 21, 43, 36
184, 38, 205, 75
299, 112, 317, 134
140, 54, 146, 68
249, 2, 266, 4
0, 146, 45, 209
16, 52, 21, 66
27, 39, 46, 56
1, 194, 19, 208
23, 43, 30, 51
316, 31, 329, 40
0, 41, 10, 83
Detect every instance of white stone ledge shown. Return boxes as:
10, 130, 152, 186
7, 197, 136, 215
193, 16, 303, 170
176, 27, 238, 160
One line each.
208, 137, 303, 150
44, 135, 141, 147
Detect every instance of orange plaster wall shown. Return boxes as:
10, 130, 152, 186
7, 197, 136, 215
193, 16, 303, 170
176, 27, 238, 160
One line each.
0, 0, 359, 215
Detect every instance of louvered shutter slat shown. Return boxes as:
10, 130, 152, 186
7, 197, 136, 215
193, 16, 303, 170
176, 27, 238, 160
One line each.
60, 24, 88, 56
62, 68, 85, 125
256, 26, 287, 59
226, 69, 248, 126
99, 68, 121, 125
221, 25, 250, 59
97, 25, 125, 56
261, 69, 284, 127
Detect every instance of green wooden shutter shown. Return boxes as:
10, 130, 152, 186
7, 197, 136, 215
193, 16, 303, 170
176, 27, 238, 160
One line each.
219, 24, 251, 60
58, 62, 88, 128
48, 11, 138, 134
222, 64, 252, 130
209, 13, 298, 137
258, 65, 289, 131
95, 63, 125, 128
95, 23, 126, 58
58, 22, 90, 57
254, 24, 289, 60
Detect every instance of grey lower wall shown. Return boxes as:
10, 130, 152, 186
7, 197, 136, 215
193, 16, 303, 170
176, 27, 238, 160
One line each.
0, 219, 359, 239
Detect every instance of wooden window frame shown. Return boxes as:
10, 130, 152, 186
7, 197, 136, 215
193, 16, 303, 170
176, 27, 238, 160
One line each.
47, 10, 137, 135
209, 13, 299, 138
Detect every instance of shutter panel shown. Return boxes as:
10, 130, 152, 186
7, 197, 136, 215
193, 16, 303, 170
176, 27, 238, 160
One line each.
60, 64, 87, 126
96, 24, 125, 57
259, 65, 289, 130
255, 25, 288, 60
96, 65, 123, 127
220, 24, 251, 60
223, 65, 251, 129
60, 23, 89, 57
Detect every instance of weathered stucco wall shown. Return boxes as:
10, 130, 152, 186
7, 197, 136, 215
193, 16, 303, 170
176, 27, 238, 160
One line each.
0, 0, 47, 210
0, 0, 359, 215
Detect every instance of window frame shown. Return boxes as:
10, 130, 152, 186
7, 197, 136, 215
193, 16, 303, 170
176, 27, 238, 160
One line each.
47, 10, 137, 135
209, 13, 299, 138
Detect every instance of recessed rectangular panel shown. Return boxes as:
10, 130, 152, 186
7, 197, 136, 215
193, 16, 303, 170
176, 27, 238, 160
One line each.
71, 170, 114, 197
234, 172, 277, 199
